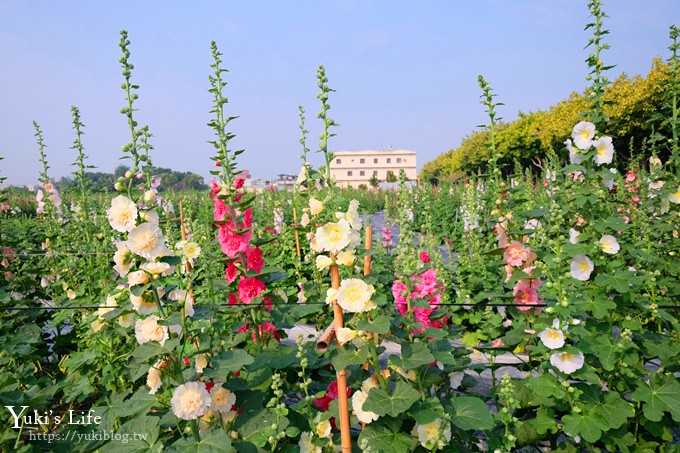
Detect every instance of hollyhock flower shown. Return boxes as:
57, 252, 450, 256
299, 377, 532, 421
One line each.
299, 432, 321, 453
550, 351, 585, 374
504, 241, 529, 267
127, 270, 149, 286
228, 293, 238, 306
213, 195, 228, 222
343, 199, 362, 230
336, 251, 356, 267
242, 208, 253, 229
246, 247, 264, 273
539, 328, 565, 349
599, 235, 620, 254
414, 418, 451, 450
131, 292, 158, 315
218, 226, 250, 258
593, 136, 614, 165
569, 228, 580, 244
565, 138, 582, 165
182, 241, 201, 262
210, 384, 236, 414
351, 390, 379, 424
140, 261, 174, 276
254, 322, 280, 342
669, 187, 680, 204
420, 252, 430, 263
314, 219, 352, 254
171, 382, 211, 420
309, 197, 323, 216
314, 413, 332, 439
169, 289, 194, 318
570, 254, 594, 281
336, 278, 376, 313
107, 195, 138, 232
237, 276, 266, 304
135, 315, 168, 345
449, 371, 464, 389
513, 279, 543, 312
234, 175, 245, 189
300, 212, 310, 227
225, 262, 238, 283
195, 354, 208, 373
147, 359, 163, 394
127, 222, 168, 260
336, 327, 358, 345
571, 121, 596, 150
316, 255, 333, 270
392, 281, 409, 316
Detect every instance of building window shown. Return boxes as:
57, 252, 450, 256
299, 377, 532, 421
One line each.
387, 158, 391, 164
359, 170, 365, 176
360, 158, 365, 164
373, 158, 378, 164
347, 171, 352, 176
336, 158, 341, 164
397, 158, 402, 163
373, 170, 378, 176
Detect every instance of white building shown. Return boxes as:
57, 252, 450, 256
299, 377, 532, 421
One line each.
329, 149, 417, 188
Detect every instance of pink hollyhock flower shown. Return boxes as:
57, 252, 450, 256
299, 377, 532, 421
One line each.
237, 276, 266, 304
218, 226, 250, 258
233, 192, 243, 203
214, 197, 228, 222
513, 279, 543, 312
246, 247, 264, 273
211, 180, 220, 196
234, 175, 245, 189
263, 296, 272, 312
256, 322, 279, 342
503, 241, 529, 267
228, 293, 238, 306
492, 339, 504, 348
225, 262, 238, 283
392, 281, 409, 316
242, 208, 253, 229
420, 252, 430, 263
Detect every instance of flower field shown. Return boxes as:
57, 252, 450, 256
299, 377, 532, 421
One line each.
1, 3, 680, 452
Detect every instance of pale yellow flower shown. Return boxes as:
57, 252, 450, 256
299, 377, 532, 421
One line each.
300, 212, 310, 227
141, 261, 174, 276
130, 291, 158, 315
336, 251, 356, 267
171, 382, 211, 420
210, 384, 236, 414
183, 241, 201, 261
195, 353, 208, 373
315, 255, 333, 270
314, 219, 352, 254
134, 315, 168, 345
299, 432, 321, 453
351, 390, 379, 424
593, 136, 614, 165
309, 198, 324, 216
107, 195, 138, 232
336, 278, 376, 313
336, 327, 357, 345
314, 413, 332, 439
127, 270, 149, 286
147, 360, 163, 394
113, 243, 133, 277
414, 418, 451, 450
127, 223, 167, 260
140, 209, 159, 224
669, 186, 680, 204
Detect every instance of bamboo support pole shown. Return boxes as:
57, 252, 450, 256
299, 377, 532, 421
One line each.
329, 256, 352, 452
293, 208, 301, 260
316, 323, 336, 353
363, 225, 372, 276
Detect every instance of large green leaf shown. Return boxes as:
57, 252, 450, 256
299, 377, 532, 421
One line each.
169, 429, 233, 452
446, 396, 494, 431
388, 342, 435, 371
592, 392, 634, 429
562, 412, 608, 443
203, 349, 254, 378
355, 314, 391, 334
362, 381, 420, 417
631, 374, 680, 422
331, 345, 370, 370
101, 416, 161, 452
247, 346, 297, 371
527, 373, 566, 399
580, 335, 617, 371
409, 397, 446, 425
357, 417, 416, 452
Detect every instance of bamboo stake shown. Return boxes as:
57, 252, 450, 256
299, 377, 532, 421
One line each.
316, 323, 336, 353
293, 207, 301, 260
363, 225, 372, 276
329, 255, 352, 452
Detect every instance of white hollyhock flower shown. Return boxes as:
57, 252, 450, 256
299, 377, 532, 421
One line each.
107, 195, 138, 232
599, 235, 620, 255
539, 328, 565, 349
308, 198, 324, 216
299, 432, 321, 453
414, 418, 451, 450
127, 222, 168, 260
448, 371, 464, 389
550, 351, 585, 374
593, 136, 614, 165
569, 228, 580, 244
314, 219, 352, 254
669, 186, 680, 204
570, 254, 594, 281
564, 139, 582, 165
130, 292, 158, 315
336, 251, 356, 267
315, 255, 333, 270
210, 384, 236, 414
351, 390, 379, 424
571, 121, 596, 150
336, 327, 358, 345
171, 382, 211, 420
314, 413, 332, 439
195, 353, 208, 373
113, 242, 133, 277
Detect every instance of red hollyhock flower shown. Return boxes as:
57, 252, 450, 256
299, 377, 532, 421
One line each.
225, 262, 239, 283
246, 247, 264, 273
419, 252, 430, 263
237, 276, 266, 304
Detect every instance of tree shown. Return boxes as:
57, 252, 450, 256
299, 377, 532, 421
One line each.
385, 171, 397, 182
368, 174, 381, 189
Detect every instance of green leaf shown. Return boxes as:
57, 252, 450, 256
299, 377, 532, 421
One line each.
247, 346, 297, 371
562, 412, 607, 443
362, 381, 420, 417
358, 417, 416, 452
132, 339, 180, 363
389, 342, 435, 371
591, 392, 634, 429
355, 314, 391, 334
446, 396, 494, 430
203, 349, 254, 378
331, 345, 370, 370
169, 428, 233, 452
409, 397, 446, 425
631, 374, 680, 422
114, 388, 157, 418
101, 416, 160, 452
580, 335, 617, 371
527, 373, 566, 399
234, 409, 279, 448
574, 294, 616, 319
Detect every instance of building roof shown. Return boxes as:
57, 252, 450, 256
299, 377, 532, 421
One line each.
332, 149, 416, 156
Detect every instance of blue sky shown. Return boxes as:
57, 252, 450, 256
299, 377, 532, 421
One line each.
1, 0, 678, 186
